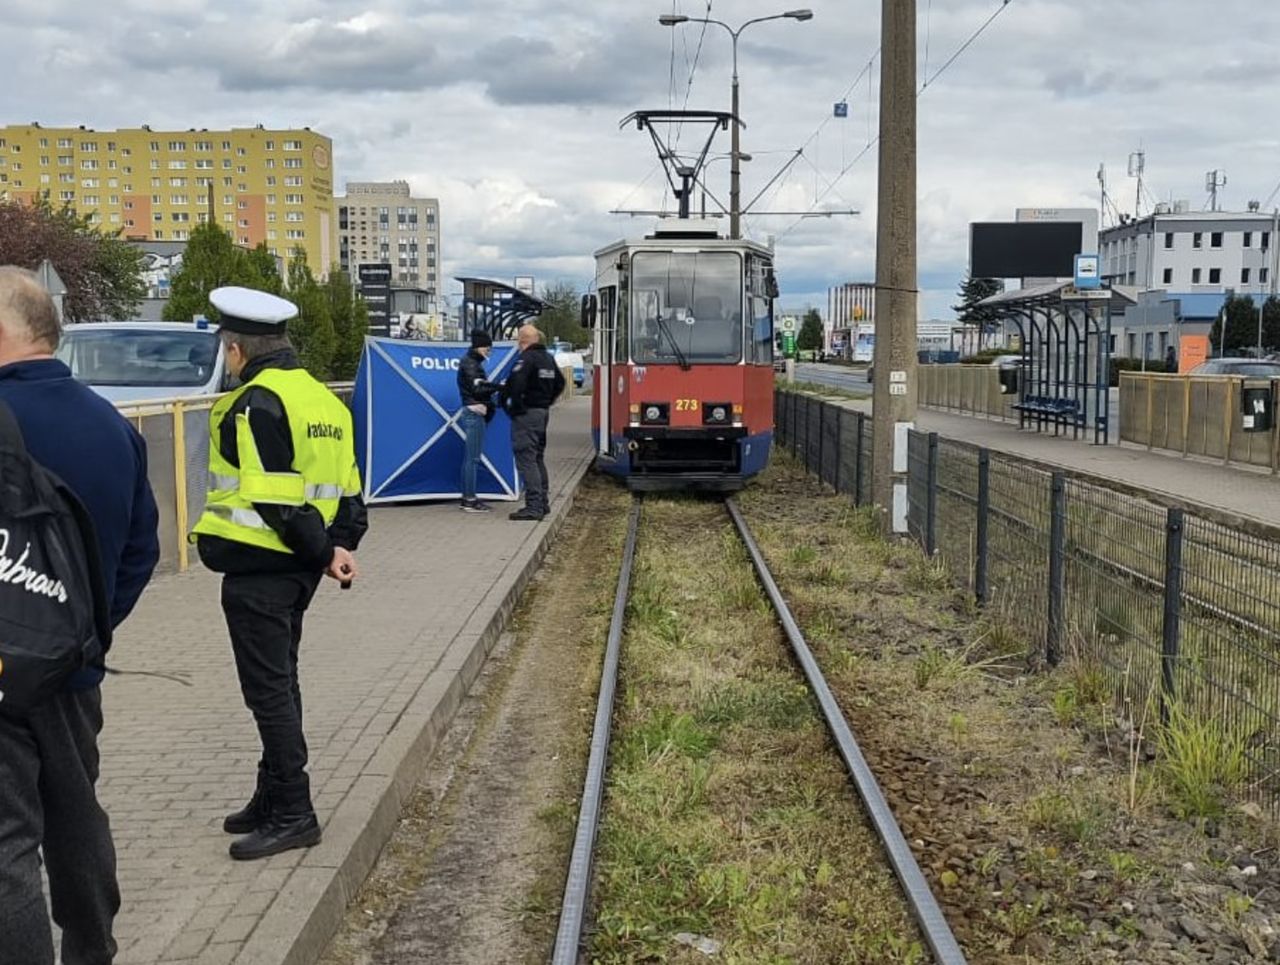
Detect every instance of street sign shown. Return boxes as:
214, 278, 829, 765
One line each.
1074, 253, 1101, 290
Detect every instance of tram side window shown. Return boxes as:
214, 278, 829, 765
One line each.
597, 285, 616, 361
613, 282, 628, 363
747, 257, 774, 364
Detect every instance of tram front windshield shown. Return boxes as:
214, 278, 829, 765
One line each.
631, 251, 742, 364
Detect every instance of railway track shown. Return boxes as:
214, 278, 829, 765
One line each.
550, 495, 966, 964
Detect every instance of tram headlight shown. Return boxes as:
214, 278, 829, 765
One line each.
702, 402, 732, 426
640, 402, 669, 425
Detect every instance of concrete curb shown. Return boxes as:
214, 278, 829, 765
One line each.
234, 449, 596, 965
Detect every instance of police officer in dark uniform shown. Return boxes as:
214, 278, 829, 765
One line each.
192, 286, 367, 861
502, 324, 565, 521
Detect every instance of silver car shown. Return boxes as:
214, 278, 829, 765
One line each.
56, 321, 229, 404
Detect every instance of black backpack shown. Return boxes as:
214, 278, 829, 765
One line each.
0, 400, 110, 717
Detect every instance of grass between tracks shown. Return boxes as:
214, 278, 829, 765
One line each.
587, 497, 923, 964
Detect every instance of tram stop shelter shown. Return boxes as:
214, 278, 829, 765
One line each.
457, 277, 548, 339
979, 282, 1136, 444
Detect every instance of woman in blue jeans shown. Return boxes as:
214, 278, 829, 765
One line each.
457, 329, 496, 512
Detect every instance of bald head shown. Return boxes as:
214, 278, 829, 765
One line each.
0, 266, 61, 358
517, 324, 543, 350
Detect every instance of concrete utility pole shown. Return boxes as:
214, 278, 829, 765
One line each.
871, 0, 918, 533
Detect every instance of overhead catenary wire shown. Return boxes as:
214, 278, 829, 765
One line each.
779, 0, 1020, 238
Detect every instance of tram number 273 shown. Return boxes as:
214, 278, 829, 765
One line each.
674, 399, 700, 412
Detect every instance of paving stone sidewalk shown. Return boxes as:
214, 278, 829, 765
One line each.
95, 398, 594, 965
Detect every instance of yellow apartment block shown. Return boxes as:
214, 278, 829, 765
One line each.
0, 124, 334, 273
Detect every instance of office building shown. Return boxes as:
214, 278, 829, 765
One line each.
827, 282, 875, 355
0, 123, 335, 272
1099, 206, 1280, 359
335, 181, 440, 298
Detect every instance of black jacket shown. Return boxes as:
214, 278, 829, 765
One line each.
457, 349, 497, 408
196, 349, 369, 575
502, 344, 566, 415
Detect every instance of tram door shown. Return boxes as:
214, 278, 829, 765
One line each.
595, 284, 618, 457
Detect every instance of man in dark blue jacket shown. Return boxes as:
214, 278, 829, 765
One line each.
0, 266, 160, 965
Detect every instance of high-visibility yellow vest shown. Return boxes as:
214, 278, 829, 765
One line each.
191, 368, 361, 555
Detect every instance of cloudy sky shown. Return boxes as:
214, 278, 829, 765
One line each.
5, 0, 1280, 318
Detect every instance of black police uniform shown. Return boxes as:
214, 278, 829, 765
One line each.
501, 342, 565, 519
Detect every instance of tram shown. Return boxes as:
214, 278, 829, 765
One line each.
581, 111, 779, 491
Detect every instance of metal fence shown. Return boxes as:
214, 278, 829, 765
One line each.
775, 390, 1280, 806
917, 363, 1016, 421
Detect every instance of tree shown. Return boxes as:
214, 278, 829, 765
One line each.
952, 273, 1005, 327
0, 194, 145, 322
244, 243, 284, 296
285, 248, 335, 379
1208, 295, 1280, 356
326, 269, 367, 381
164, 223, 250, 322
537, 280, 589, 347
797, 307, 824, 352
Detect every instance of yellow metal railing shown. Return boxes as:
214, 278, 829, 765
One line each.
1120, 372, 1280, 473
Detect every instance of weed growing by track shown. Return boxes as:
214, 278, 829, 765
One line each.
588, 496, 924, 963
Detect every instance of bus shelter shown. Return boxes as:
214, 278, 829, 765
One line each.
978, 282, 1136, 444
456, 277, 547, 339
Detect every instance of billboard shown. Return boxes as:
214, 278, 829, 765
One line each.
358, 263, 393, 337
970, 222, 1083, 279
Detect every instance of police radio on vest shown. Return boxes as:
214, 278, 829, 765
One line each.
410, 356, 461, 371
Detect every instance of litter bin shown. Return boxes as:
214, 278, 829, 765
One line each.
1241, 383, 1273, 433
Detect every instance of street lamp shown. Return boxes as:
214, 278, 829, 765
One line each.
660, 9, 813, 239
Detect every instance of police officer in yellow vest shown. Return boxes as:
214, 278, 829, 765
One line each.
192, 286, 367, 861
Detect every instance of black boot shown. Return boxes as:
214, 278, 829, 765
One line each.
223, 765, 271, 835
229, 777, 320, 861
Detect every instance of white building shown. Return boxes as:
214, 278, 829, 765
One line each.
1098, 206, 1280, 360
335, 181, 440, 299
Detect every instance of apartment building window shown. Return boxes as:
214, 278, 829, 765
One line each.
268, 229, 277, 240
283, 140, 302, 151
237, 183, 247, 192
174, 230, 188, 240
265, 159, 275, 169
121, 148, 130, 157
109, 213, 120, 224
237, 165, 247, 175
168, 141, 186, 152
151, 178, 161, 187
80, 142, 97, 152
59, 191, 74, 202
223, 177, 233, 187
265, 140, 275, 151
39, 156, 48, 167
198, 213, 209, 224
1210, 232, 1223, 249
237, 199, 248, 209
39, 175, 49, 184
83, 196, 99, 206
154, 230, 163, 239
267, 212, 277, 223
1243, 232, 1253, 248
196, 177, 212, 187
284, 158, 303, 169
286, 212, 303, 222
107, 160, 116, 170
1192, 268, 1202, 284
123, 201, 133, 210
223, 159, 232, 169
266, 176, 277, 186
81, 178, 99, 188
169, 177, 187, 187
285, 176, 302, 186
1242, 268, 1252, 284
125, 218, 134, 227
153, 214, 163, 224
150, 160, 160, 170
223, 195, 233, 205
109, 195, 118, 205
238, 219, 250, 228
285, 194, 303, 204
57, 155, 71, 166
151, 194, 161, 204
149, 141, 160, 152
57, 138, 72, 149
1263, 232, 1272, 250
80, 159, 98, 170
195, 141, 213, 152
169, 160, 187, 170
173, 212, 190, 222
222, 140, 231, 151
236, 147, 247, 157
195, 159, 214, 169
1193, 232, 1203, 249
171, 195, 189, 205
223, 214, 233, 224
1209, 268, 1222, 284
1164, 232, 1174, 249
287, 229, 306, 239
1263, 268, 1271, 285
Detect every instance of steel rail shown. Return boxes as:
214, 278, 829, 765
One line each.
550, 499, 642, 965
725, 497, 968, 965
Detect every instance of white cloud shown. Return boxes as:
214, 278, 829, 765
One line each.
3, 0, 1279, 319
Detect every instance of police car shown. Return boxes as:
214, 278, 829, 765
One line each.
56, 320, 228, 404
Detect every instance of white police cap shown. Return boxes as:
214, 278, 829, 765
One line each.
210, 286, 299, 335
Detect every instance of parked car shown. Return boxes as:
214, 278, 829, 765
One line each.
1190, 359, 1280, 379
55, 321, 228, 404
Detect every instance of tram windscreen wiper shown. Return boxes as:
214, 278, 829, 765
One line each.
655, 312, 691, 371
